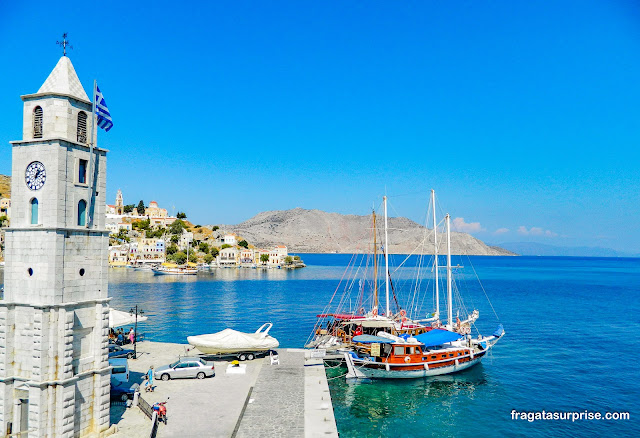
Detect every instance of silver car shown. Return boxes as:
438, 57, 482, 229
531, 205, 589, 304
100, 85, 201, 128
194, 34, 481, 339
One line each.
155, 358, 215, 381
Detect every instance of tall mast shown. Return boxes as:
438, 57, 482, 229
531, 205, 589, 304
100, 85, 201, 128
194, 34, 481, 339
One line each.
432, 189, 439, 320
373, 211, 378, 311
446, 213, 453, 327
384, 196, 390, 317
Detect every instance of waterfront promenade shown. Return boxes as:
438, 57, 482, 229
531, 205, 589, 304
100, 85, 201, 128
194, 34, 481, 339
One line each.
110, 342, 338, 437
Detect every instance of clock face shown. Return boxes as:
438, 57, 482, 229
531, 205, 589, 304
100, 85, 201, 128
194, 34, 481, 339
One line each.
25, 161, 46, 191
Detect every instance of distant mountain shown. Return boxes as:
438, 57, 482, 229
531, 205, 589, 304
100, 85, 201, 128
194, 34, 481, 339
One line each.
494, 242, 638, 258
216, 208, 515, 255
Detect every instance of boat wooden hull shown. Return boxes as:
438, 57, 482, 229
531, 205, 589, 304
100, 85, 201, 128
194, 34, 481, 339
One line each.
352, 354, 485, 379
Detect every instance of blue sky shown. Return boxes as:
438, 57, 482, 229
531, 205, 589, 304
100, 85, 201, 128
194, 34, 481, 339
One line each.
1, 1, 639, 252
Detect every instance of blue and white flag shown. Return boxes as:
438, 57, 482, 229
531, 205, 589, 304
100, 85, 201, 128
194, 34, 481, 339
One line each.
95, 84, 113, 132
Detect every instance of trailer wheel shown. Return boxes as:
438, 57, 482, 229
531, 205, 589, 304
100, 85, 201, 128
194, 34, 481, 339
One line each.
247, 353, 254, 361
239, 354, 246, 361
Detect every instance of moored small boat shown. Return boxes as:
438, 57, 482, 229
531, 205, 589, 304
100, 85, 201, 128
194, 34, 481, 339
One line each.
152, 262, 197, 275
187, 323, 279, 354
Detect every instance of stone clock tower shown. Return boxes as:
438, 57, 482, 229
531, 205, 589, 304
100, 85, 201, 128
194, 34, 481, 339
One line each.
0, 56, 111, 436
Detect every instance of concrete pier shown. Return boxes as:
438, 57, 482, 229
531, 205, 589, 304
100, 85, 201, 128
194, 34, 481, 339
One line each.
110, 342, 338, 438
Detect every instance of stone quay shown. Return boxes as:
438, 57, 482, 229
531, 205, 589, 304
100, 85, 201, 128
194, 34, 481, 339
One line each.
109, 341, 338, 438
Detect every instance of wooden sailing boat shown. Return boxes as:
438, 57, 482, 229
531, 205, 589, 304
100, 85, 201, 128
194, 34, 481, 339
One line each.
307, 191, 505, 379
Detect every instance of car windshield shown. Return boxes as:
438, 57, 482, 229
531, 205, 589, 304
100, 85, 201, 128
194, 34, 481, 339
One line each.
169, 361, 179, 368
198, 358, 206, 365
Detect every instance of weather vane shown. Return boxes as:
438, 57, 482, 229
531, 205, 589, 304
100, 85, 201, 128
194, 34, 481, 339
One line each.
56, 33, 72, 56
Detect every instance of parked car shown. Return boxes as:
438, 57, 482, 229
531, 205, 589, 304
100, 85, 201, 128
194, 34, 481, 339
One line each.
111, 382, 137, 402
110, 358, 130, 386
155, 358, 215, 381
109, 344, 135, 359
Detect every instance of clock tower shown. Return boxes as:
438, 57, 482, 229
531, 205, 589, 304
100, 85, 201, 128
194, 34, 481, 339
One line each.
0, 55, 111, 436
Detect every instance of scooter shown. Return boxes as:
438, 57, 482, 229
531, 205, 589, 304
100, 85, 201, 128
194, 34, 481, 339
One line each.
152, 397, 169, 425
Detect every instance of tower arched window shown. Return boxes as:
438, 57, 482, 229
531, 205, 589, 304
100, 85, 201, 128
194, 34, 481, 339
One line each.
30, 198, 39, 225
77, 111, 87, 143
78, 199, 87, 226
33, 106, 43, 138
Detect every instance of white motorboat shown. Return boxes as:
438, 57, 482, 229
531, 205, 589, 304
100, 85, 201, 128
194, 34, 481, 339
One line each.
187, 323, 279, 354
152, 263, 197, 275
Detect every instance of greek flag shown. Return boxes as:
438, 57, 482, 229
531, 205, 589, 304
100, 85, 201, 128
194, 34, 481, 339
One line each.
95, 84, 113, 132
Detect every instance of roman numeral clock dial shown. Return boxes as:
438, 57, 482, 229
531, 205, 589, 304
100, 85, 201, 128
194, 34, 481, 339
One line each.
25, 161, 46, 190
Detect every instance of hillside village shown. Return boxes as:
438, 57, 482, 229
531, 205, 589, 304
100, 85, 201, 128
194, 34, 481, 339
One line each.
0, 180, 302, 268
104, 190, 302, 268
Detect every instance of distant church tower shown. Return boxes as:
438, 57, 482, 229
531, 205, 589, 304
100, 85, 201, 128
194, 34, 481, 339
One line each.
0, 55, 110, 436
115, 189, 123, 215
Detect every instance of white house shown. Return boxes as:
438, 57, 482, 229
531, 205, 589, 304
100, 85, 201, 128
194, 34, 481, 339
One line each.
239, 249, 255, 265
0, 198, 11, 219
256, 249, 270, 265
179, 230, 194, 250
223, 233, 237, 246
267, 245, 289, 266
219, 247, 239, 266
109, 245, 128, 266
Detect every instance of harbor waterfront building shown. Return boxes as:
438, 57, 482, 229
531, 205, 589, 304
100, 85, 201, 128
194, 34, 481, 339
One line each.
0, 198, 11, 220
0, 56, 111, 436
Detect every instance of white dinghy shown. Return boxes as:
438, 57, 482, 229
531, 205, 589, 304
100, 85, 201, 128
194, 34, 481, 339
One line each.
187, 323, 279, 355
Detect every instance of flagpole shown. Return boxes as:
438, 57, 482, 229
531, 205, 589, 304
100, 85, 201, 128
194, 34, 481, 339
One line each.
87, 79, 97, 228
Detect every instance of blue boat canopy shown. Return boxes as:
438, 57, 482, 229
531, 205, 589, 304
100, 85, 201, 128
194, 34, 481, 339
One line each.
414, 329, 462, 347
352, 335, 395, 344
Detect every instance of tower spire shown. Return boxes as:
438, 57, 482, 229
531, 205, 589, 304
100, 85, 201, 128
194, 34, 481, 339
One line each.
56, 32, 72, 56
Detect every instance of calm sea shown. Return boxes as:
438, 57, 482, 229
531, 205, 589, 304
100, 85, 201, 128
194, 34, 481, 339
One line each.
2, 255, 638, 436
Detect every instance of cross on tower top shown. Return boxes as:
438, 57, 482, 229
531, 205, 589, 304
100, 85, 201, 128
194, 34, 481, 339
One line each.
56, 33, 72, 56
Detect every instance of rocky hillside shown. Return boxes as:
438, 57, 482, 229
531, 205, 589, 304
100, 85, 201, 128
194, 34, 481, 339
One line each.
217, 208, 515, 255
0, 175, 10, 198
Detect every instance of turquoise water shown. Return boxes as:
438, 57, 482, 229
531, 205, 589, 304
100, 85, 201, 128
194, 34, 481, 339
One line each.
3, 255, 638, 436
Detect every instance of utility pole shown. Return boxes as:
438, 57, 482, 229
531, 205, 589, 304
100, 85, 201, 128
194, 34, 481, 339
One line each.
129, 305, 144, 359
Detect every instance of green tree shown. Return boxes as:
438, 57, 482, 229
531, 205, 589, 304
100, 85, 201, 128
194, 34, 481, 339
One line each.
173, 251, 187, 265
123, 204, 135, 213
293, 255, 300, 261
284, 256, 293, 265
238, 240, 249, 248
170, 235, 180, 243
199, 242, 209, 254
204, 254, 214, 264
221, 244, 231, 249
166, 244, 178, 255
115, 229, 130, 243
260, 254, 269, 264
147, 228, 165, 238
176, 212, 187, 219
132, 219, 150, 231
210, 247, 220, 257
212, 226, 219, 231
137, 200, 146, 215
168, 219, 186, 235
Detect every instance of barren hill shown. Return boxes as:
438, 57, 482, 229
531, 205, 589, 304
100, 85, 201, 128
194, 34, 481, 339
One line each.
0, 175, 10, 198
218, 208, 514, 255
